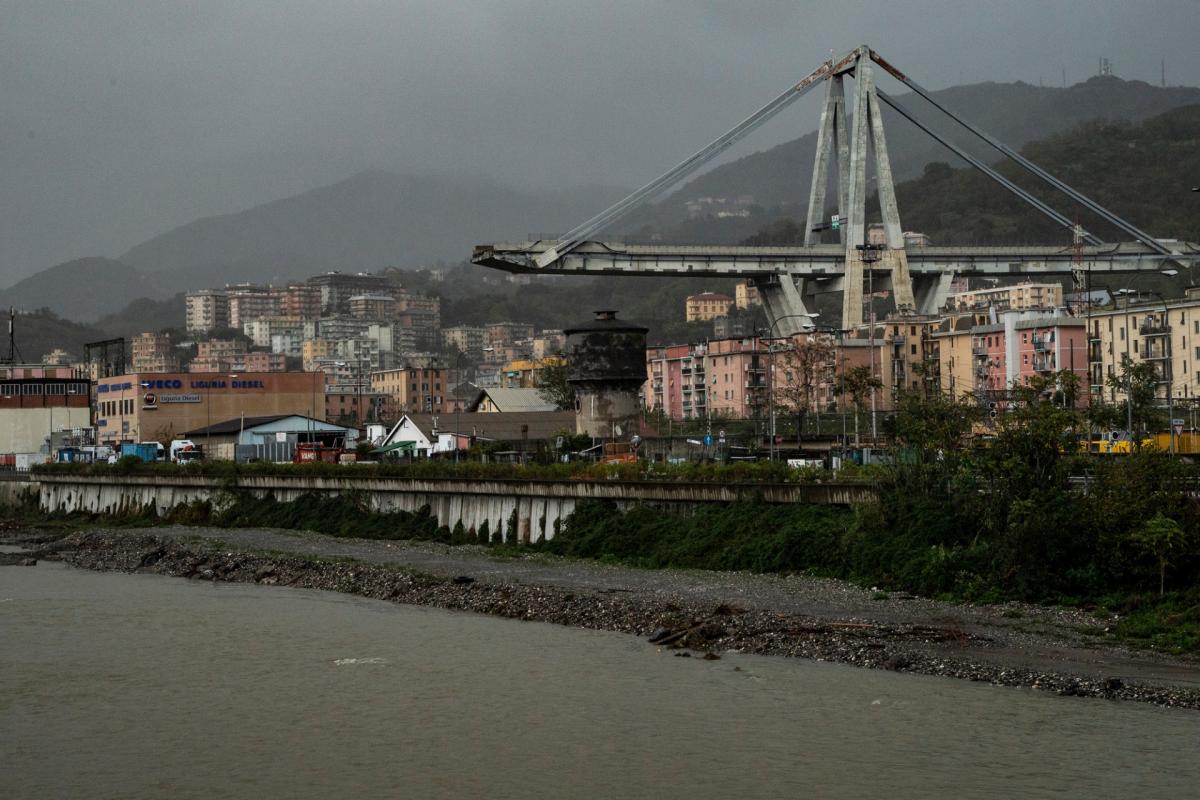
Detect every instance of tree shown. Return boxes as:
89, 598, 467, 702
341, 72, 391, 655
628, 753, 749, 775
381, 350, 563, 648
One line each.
536, 357, 575, 411
1106, 354, 1165, 439
775, 335, 835, 442
838, 365, 882, 444
1134, 513, 1185, 597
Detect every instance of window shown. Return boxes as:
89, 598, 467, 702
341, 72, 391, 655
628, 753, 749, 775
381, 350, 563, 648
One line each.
1120, 328, 1125, 341
910, 344, 917, 355
23, 384, 42, 395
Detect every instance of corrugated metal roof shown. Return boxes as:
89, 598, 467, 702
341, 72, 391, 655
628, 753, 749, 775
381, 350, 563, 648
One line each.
468, 388, 558, 413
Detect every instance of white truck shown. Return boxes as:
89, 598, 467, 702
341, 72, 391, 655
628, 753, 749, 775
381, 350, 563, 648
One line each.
169, 439, 203, 463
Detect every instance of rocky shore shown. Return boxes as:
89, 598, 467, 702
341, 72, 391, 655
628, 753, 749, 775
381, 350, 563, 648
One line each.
9, 527, 1200, 710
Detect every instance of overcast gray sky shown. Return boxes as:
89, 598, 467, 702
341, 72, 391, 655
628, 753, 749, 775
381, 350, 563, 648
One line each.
3, 0, 1199, 284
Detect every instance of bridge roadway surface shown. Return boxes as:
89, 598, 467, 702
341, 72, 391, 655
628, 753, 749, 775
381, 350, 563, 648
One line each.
115, 523, 1200, 691
473, 239, 1199, 277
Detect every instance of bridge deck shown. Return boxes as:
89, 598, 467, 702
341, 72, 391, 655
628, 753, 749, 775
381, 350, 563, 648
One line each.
473, 240, 1198, 278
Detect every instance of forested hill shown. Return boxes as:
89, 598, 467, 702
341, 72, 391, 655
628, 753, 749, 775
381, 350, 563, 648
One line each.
741, 104, 1200, 249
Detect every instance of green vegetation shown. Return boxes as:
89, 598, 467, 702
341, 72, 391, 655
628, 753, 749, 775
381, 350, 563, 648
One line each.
539, 382, 1200, 653
542, 500, 852, 573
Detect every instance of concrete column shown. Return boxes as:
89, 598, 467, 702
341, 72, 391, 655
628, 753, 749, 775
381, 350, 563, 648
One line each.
804, 79, 839, 245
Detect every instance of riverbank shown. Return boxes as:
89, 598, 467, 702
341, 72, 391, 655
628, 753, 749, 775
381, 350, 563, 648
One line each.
7, 524, 1200, 709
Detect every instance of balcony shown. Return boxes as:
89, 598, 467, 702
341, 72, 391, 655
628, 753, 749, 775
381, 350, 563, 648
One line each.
1140, 320, 1170, 336
1032, 336, 1050, 352
972, 345, 988, 357
1140, 347, 1170, 361
1032, 358, 1055, 373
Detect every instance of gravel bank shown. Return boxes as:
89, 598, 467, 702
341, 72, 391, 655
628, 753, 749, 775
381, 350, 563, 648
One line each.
7, 525, 1200, 709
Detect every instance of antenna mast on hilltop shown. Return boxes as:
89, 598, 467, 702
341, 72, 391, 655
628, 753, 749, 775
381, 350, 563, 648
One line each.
3, 308, 21, 365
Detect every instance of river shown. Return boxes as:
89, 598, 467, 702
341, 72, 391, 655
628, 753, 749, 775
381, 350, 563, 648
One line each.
3, 561, 1197, 799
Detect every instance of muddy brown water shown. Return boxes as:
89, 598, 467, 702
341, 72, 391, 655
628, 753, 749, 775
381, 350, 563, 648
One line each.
3, 561, 1198, 799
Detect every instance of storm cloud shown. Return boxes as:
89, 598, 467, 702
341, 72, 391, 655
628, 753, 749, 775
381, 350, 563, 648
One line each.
2, 0, 1198, 282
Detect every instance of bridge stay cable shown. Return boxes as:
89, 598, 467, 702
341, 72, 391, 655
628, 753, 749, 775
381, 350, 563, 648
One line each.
868, 51, 1172, 257
535, 51, 859, 268
874, 88, 1104, 246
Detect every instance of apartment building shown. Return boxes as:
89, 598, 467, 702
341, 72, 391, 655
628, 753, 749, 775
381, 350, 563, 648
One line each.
444, 325, 486, 356
130, 332, 177, 373
243, 316, 304, 348
485, 322, 535, 350
239, 352, 287, 372
302, 338, 337, 370
226, 284, 278, 328
1085, 288, 1200, 406
703, 337, 772, 418
275, 284, 321, 320
944, 282, 1063, 313
316, 315, 372, 342
685, 292, 735, 322
269, 332, 305, 358
370, 366, 449, 414
324, 386, 396, 425
348, 293, 397, 320
531, 330, 566, 360
185, 290, 229, 334
307, 272, 391, 312
646, 343, 708, 420
197, 339, 248, 360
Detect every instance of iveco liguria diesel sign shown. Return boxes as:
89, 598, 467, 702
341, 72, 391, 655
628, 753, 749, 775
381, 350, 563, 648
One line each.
187, 379, 267, 389
99, 379, 269, 391
158, 394, 202, 404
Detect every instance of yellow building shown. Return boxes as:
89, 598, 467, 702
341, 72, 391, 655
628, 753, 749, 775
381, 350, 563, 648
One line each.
302, 338, 336, 370
734, 281, 762, 310
499, 357, 565, 389
685, 292, 735, 322
1085, 288, 1200, 408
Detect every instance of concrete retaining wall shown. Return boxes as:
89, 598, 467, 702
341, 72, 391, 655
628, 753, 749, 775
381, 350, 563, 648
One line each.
36, 474, 876, 543
0, 477, 38, 508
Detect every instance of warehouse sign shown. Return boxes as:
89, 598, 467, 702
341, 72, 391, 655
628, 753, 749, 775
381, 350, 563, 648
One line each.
100, 378, 270, 392
188, 379, 267, 389
159, 394, 202, 404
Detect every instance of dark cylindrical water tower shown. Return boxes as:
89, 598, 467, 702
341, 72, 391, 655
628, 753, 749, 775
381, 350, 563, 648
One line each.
564, 310, 648, 438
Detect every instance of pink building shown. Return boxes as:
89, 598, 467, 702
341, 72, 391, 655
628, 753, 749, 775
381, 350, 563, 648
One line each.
646, 337, 775, 421
971, 313, 1087, 405
704, 337, 769, 419
646, 343, 706, 420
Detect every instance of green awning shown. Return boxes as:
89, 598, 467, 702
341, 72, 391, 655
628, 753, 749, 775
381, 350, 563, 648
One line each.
370, 441, 417, 454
